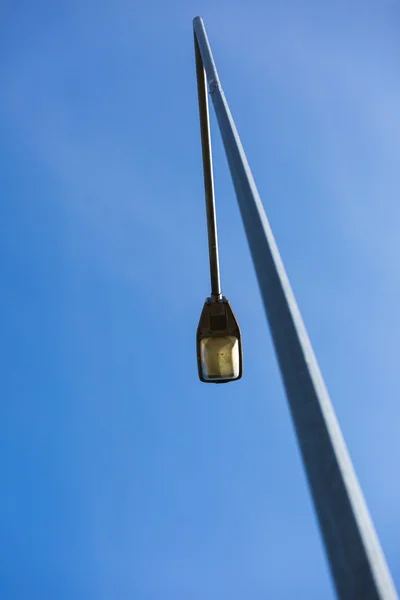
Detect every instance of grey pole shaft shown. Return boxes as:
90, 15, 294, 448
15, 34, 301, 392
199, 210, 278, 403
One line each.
193, 16, 398, 600
194, 34, 222, 301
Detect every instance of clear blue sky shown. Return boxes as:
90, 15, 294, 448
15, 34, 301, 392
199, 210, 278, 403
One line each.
1, 1, 399, 598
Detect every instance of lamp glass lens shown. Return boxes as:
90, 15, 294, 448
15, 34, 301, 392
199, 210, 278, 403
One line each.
200, 336, 240, 381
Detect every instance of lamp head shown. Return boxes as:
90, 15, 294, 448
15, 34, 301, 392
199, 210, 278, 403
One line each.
196, 296, 242, 383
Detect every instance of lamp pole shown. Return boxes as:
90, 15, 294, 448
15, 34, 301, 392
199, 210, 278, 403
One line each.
194, 33, 222, 301
193, 16, 398, 600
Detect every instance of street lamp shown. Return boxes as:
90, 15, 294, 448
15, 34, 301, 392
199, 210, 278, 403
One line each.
196, 296, 242, 383
194, 19, 242, 384
193, 15, 398, 600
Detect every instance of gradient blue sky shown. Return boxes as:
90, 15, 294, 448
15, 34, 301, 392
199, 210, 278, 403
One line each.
1, 1, 400, 598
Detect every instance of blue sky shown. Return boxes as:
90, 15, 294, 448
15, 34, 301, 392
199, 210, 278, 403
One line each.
1, 1, 399, 598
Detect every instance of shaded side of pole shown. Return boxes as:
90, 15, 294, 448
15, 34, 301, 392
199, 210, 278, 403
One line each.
194, 34, 222, 300
193, 15, 398, 600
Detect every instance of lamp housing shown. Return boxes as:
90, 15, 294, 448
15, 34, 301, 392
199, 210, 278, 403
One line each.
196, 296, 242, 383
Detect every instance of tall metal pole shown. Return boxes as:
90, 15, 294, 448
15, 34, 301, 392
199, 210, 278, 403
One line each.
194, 33, 222, 301
193, 16, 398, 600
